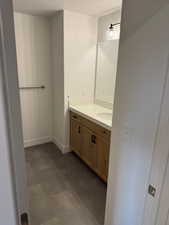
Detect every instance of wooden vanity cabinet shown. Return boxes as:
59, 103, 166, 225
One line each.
96, 137, 110, 181
81, 126, 97, 170
70, 111, 111, 182
70, 115, 82, 157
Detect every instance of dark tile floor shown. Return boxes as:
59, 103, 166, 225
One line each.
25, 143, 107, 225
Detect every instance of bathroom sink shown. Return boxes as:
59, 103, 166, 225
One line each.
97, 112, 112, 120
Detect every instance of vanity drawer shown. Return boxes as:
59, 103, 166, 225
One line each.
70, 111, 81, 122
70, 111, 110, 140
96, 125, 111, 140
80, 116, 110, 140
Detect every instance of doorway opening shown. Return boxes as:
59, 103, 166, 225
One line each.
13, 2, 122, 225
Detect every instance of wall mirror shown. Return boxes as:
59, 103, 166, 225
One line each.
95, 22, 120, 109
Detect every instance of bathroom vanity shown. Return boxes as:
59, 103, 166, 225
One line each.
70, 104, 112, 182
69, 17, 119, 183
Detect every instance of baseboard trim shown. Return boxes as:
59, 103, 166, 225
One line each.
24, 136, 52, 148
52, 137, 70, 154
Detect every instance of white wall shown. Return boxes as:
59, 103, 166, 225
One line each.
52, 10, 97, 153
51, 11, 65, 152
14, 10, 97, 153
64, 10, 97, 151
105, 1, 169, 225
14, 13, 53, 147
64, 10, 97, 105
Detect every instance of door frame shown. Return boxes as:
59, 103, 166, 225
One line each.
0, 16, 18, 225
2, 1, 169, 225
105, 2, 169, 225
0, 0, 28, 224
105, 30, 169, 225
141, 48, 169, 225
155, 156, 169, 225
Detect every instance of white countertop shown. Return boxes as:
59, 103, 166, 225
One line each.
69, 104, 112, 130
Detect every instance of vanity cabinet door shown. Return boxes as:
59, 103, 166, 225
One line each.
70, 111, 111, 182
97, 138, 110, 181
70, 118, 82, 156
81, 127, 97, 170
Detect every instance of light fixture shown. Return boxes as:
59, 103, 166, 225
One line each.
108, 23, 120, 40
109, 24, 114, 37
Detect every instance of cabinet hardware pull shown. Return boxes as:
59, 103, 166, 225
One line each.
91, 135, 96, 144
78, 126, 81, 134
73, 115, 77, 119
19, 85, 45, 90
